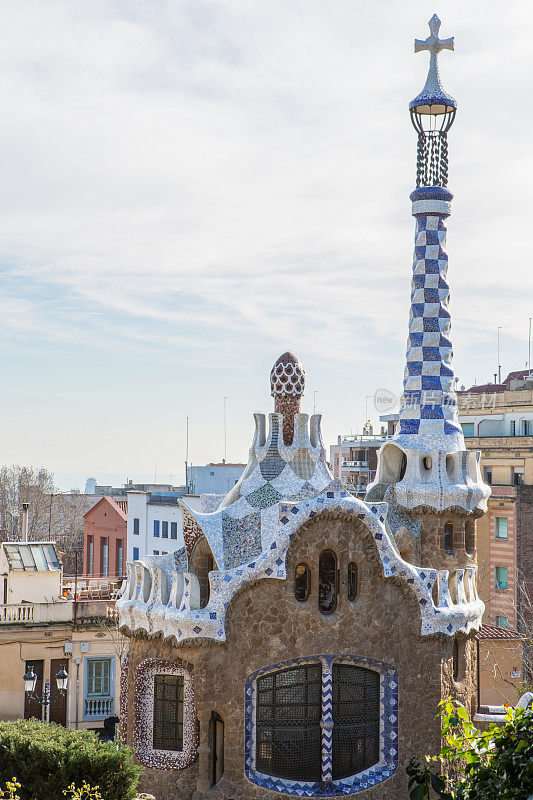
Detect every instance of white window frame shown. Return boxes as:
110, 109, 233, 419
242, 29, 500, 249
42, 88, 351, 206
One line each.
495, 517, 508, 539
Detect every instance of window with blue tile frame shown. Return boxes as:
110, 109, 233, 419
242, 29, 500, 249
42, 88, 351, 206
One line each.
154, 520, 160, 537
171, 522, 178, 540
133, 518, 139, 535
162, 521, 168, 539
133, 547, 139, 560
83, 656, 115, 721
244, 655, 398, 796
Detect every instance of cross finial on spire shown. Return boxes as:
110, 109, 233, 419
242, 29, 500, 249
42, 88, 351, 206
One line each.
410, 14, 455, 115
415, 14, 454, 57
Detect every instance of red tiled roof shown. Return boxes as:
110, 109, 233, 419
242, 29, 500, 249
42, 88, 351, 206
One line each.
458, 383, 506, 395
460, 369, 532, 394
503, 369, 530, 386
84, 495, 127, 520
475, 624, 525, 640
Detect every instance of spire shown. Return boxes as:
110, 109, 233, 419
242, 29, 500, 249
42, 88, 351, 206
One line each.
367, 16, 489, 514
270, 352, 305, 445
396, 15, 462, 453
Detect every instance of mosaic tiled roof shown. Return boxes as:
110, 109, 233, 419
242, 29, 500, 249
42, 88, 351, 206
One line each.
181, 410, 336, 571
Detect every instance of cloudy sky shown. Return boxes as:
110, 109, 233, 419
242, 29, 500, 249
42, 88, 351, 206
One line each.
1, 0, 531, 490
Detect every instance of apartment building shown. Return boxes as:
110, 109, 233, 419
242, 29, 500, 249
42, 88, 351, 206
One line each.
0, 541, 123, 731
329, 429, 386, 496
457, 370, 533, 636
126, 491, 203, 562
83, 497, 127, 578
186, 462, 245, 495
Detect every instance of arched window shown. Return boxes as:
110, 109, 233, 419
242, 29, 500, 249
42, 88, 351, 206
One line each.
347, 563, 358, 601
211, 712, 224, 785
318, 550, 337, 614
465, 520, 475, 555
134, 659, 197, 770
189, 536, 215, 608
452, 639, 459, 682
443, 523, 454, 554
294, 563, 310, 602
453, 638, 465, 682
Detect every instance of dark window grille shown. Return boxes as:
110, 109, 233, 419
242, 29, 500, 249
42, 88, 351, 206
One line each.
443, 523, 454, 554
347, 563, 358, 601
332, 664, 380, 780
294, 563, 310, 602
256, 665, 322, 781
319, 550, 337, 614
153, 675, 184, 751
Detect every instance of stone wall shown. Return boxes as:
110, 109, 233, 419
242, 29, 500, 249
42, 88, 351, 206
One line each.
414, 510, 478, 571
125, 513, 477, 800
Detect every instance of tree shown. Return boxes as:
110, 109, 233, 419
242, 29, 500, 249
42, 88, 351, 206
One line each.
0, 465, 54, 541
407, 700, 533, 799
0, 465, 97, 575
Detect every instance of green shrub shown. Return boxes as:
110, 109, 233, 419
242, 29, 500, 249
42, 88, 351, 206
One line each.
0, 719, 141, 800
406, 699, 533, 799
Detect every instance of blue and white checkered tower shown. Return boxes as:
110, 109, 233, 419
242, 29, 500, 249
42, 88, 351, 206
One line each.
368, 16, 489, 516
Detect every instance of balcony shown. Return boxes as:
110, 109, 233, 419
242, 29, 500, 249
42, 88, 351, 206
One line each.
0, 600, 73, 624
84, 697, 115, 720
62, 577, 123, 600
75, 601, 118, 624
463, 434, 533, 447
339, 435, 386, 444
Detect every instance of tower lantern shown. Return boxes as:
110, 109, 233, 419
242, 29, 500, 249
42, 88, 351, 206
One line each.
410, 14, 456, 188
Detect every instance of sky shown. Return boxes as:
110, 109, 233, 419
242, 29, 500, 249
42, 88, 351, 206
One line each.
1, 0, 532, 491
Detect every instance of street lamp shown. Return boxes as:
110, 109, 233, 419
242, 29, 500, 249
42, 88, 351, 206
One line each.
23, 666, 37, 693
23, 664, 69, 712
55, 666, 69, 692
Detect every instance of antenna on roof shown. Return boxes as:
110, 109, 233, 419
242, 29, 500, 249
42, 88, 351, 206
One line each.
527, 317, 532, 374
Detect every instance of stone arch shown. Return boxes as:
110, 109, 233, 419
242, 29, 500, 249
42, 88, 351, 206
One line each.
189, 536, 215, 609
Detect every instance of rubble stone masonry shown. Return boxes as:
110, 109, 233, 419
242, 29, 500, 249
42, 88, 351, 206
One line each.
127, 515, 477, 800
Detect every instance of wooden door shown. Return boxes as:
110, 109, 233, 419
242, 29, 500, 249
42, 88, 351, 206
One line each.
49, 658, 67, 726
24, 660, 44, 721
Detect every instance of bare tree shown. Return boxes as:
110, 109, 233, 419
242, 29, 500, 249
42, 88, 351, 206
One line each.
0, 465, 54, 540
94, 610, 129, 670
0, 465, 97, 575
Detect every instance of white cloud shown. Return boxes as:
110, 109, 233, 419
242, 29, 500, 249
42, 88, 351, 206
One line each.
0, 0, 531, 482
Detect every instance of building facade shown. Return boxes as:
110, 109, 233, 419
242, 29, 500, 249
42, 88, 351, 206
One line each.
0, 541, 123, 731
330, 434, 385, 497
186, 463, 246, 496
457, 374, 533, 636
125, 491, 204, 564
117, 18, 490, 800
84, 496, 127, 578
